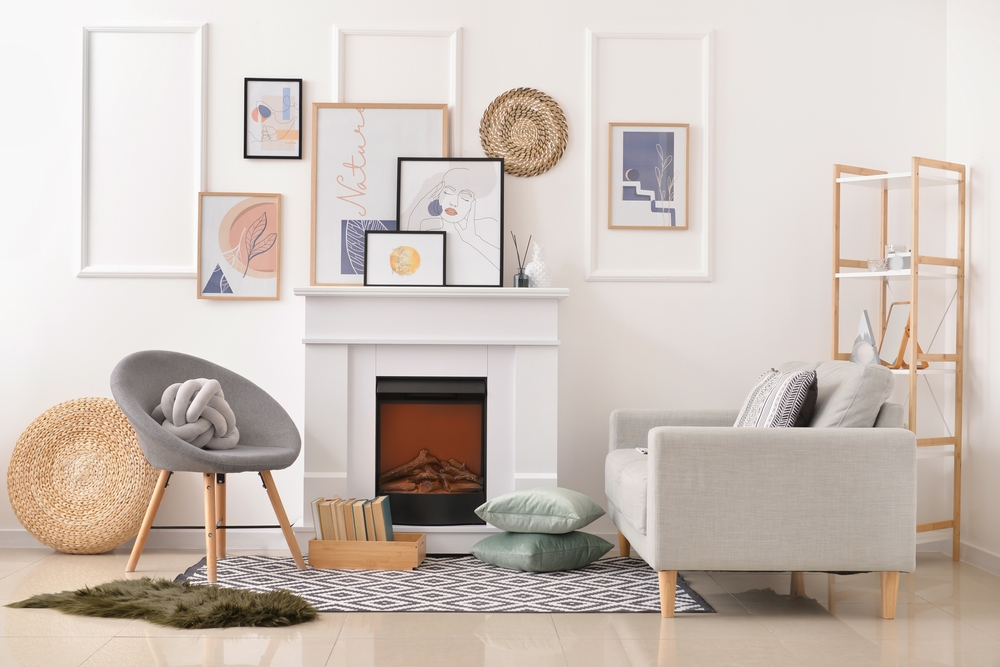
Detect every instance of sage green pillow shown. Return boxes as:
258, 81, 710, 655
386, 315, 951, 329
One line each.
471, 531, 613, 572
474, 488, 605, 534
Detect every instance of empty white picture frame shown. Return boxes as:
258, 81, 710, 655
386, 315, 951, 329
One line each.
80, 25, 206, 278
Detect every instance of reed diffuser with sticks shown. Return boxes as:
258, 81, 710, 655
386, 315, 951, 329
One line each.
511, 232, 532, 287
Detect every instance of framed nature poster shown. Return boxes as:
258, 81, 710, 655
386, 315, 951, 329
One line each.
608, 123, 689, 229
311, 103, 448, 285
244, 78, 302, 159
198, 193, 280, 300
397, 157, 504, 287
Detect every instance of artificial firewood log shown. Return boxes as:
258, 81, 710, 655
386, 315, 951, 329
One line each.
380, 479, 418, 492
417, 481, 437, 493
448, 481, 484, 492
379, 449, 439, 484
440, 458, 483, 484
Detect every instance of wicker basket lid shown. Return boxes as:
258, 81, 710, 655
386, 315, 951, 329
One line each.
480, 87, 568, 177
7, 397, 158, 554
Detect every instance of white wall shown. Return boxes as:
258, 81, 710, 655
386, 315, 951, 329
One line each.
947, 0, 1000, 570
1, 1, 952, 548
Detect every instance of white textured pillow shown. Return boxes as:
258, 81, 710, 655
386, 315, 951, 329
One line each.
734, 369, 817, 428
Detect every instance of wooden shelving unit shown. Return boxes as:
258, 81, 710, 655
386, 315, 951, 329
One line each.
832, 158, 967, 561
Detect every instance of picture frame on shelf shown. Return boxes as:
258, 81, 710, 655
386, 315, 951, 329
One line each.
244, 78, 302, 159
198, 193, 281, 300
397, 157, 504, 287
363, 231, 446, 287
311, 103, 448, 286
879, 302, 928, 370
608, 122, 689, 229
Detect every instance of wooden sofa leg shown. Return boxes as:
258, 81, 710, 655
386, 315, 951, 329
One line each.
790, 571, 806, 598
658, 570, 677, 618
880, 571, 900, 619
618, 531, 631, 558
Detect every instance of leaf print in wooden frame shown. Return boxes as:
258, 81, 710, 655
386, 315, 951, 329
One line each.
198, 193, 281, 300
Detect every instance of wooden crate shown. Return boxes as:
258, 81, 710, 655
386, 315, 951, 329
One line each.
307, 532, 426, 571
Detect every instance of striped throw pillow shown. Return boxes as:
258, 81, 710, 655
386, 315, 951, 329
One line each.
733, 369, 817, 428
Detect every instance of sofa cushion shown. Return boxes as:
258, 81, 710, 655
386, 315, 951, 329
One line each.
474, 487, 605, 534
780, 361, 894, 427
733, 369, 818, 428
605, 448, 648, 535
471, 531, 614, 572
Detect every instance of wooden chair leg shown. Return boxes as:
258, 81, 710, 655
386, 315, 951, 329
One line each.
658, 570, 677, 618
203, 473, 218, 583
880, 571, 900, 619
260, 471, 306, 570
215, 474, 227, 559
618, 531, 631, 558
127, 469, 171, 573
790, 571, 806, 599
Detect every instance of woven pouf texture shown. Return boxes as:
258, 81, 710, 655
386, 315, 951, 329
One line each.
7, 397, 159, 554
480, 87, 568, 177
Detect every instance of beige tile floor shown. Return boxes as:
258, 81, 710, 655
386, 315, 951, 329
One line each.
0, 549, 998, 666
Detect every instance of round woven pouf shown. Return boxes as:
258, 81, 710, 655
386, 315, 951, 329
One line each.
7, 397, 158, 554
480, 87, 568, 177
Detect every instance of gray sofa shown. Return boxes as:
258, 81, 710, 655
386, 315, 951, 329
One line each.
605, 361, 917, 618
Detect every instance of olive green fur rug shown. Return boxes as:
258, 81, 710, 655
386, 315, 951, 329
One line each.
6, 577, 317, 629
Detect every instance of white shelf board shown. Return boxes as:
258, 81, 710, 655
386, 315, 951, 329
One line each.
890, 368, 955, 375
836, 172, 961, 189
835, 270, 954, 280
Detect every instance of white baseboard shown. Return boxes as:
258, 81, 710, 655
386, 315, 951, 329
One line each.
960, 541, 1000, 577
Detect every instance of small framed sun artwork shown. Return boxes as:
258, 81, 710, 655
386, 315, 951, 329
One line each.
363, 231, 446, 287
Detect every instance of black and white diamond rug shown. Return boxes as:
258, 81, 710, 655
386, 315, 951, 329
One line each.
176, 556, 714, 614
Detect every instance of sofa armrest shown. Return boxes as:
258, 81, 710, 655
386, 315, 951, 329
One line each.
609, 409, 739, 452
644, 426, 916, 573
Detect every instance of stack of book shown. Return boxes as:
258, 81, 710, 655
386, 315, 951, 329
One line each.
311, 496, 394, 542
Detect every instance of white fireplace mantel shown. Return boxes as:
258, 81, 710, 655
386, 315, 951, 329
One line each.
294, 286, 569, 553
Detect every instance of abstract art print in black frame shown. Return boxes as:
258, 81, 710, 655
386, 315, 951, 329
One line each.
244, 78, 302, 159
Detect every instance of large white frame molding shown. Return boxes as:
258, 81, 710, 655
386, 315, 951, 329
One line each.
79, 25, 207, 278
332, 26, 462, 155
584, 30, 714, 281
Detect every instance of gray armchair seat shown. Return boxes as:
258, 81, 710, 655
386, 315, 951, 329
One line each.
606, 361, 916, 619
111, 350, 306, 583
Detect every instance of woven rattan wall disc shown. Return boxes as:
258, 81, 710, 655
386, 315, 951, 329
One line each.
480, 87, 568, 177
7, 397, 158, 554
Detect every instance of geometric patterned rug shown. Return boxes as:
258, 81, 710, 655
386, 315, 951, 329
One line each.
176, 555, 714, 613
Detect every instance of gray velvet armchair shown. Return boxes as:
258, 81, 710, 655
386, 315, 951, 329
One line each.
605, 361, 917, 619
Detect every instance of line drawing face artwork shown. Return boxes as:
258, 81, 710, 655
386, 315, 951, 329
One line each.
399, 159, 504, 287
608, 123, 689, 230
245, 79, 301, 159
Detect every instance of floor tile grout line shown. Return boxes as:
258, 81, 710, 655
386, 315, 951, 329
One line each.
77, 635, 115, 667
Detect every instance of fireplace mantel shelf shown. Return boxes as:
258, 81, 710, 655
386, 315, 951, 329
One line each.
295, 286, 569, 300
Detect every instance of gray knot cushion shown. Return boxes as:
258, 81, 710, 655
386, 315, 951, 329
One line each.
150, 379, 240, 450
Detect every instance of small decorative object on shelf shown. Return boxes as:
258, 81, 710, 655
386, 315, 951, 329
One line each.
886, 244, 911, 271
849, 310, 879, 365
511, 231, 531, 287
524, 242, 552, 288
867, 258, 889, 272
